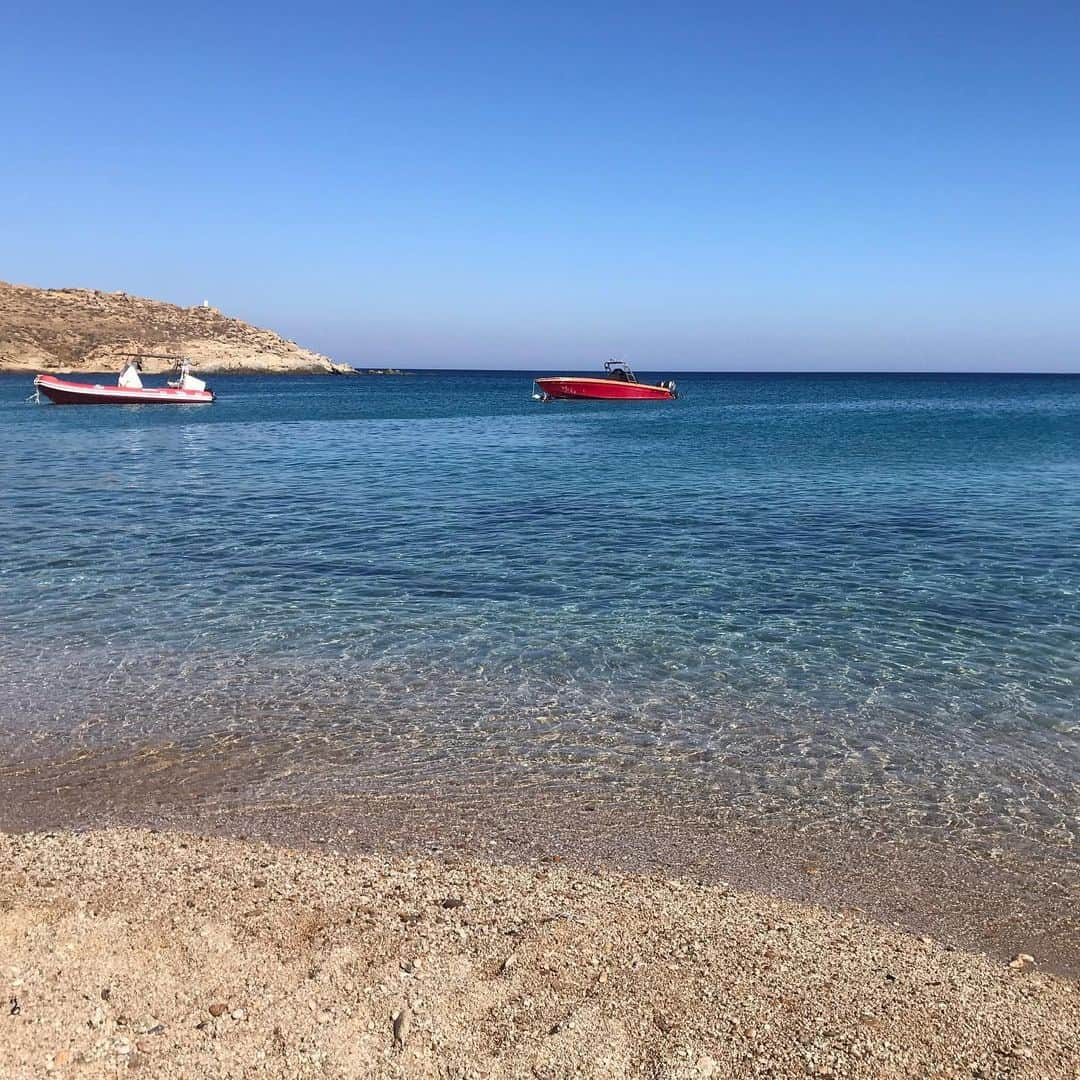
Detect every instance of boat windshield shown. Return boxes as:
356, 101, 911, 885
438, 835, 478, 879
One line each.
604, 359, 637, 383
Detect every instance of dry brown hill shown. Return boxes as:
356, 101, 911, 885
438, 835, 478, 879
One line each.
0, 280, 355, 374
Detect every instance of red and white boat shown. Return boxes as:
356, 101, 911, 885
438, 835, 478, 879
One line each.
534, 359, 677, 401
34, 356, 214, 405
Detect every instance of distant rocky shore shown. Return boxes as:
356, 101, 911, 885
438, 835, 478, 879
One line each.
0, 280, 355, 375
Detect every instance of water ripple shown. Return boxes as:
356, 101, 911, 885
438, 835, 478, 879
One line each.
1, 371, 1078, 863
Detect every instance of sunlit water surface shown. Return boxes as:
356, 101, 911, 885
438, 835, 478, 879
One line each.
1, 371, 1077, 866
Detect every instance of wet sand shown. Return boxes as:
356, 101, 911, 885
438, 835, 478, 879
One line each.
2, 739, 1077, 980
2, 828, 1078, 1079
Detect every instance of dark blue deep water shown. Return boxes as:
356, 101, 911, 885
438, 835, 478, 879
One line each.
1, 371, 1077, 864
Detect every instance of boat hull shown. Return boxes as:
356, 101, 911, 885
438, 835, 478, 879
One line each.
35, 374, 214, 405
535, 376, 675, 401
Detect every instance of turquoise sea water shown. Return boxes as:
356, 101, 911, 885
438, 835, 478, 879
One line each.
0, 371, 1077, 865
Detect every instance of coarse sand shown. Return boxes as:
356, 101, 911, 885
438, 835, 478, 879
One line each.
1, 829, 1077, 1078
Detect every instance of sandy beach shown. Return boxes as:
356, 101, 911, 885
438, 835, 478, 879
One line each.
8, 2, 1080, 1077
1, 828, 1077, 1079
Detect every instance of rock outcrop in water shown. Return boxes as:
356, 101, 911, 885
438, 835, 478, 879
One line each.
0, 280, 355, 374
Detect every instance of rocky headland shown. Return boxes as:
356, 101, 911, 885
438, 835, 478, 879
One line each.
0, 280, 354, 375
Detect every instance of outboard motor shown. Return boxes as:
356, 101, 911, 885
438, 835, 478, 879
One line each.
662, 379, 678, 399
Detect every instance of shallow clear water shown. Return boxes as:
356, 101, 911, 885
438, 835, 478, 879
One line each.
1, 371, 1078, 863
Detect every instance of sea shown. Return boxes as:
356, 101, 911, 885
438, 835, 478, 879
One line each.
1, 370, 1077, 960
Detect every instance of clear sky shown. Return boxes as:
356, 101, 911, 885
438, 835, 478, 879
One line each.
2, 2, 1079, 370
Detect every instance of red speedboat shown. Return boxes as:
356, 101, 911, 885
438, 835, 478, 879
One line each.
34, 356, 214, 405
534, 359, 677, 401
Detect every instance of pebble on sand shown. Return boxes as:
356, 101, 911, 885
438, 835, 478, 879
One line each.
393, 1005, 411, 1049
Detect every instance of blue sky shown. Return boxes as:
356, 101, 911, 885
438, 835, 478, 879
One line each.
2, 2, 1079, 370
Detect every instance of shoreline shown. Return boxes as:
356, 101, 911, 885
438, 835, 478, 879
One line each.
1, 827, 1077, 1078
2, 742, 1077, 981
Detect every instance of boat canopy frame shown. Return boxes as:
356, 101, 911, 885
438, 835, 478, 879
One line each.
115, 352, 194, 371
603, 358, 637, 382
